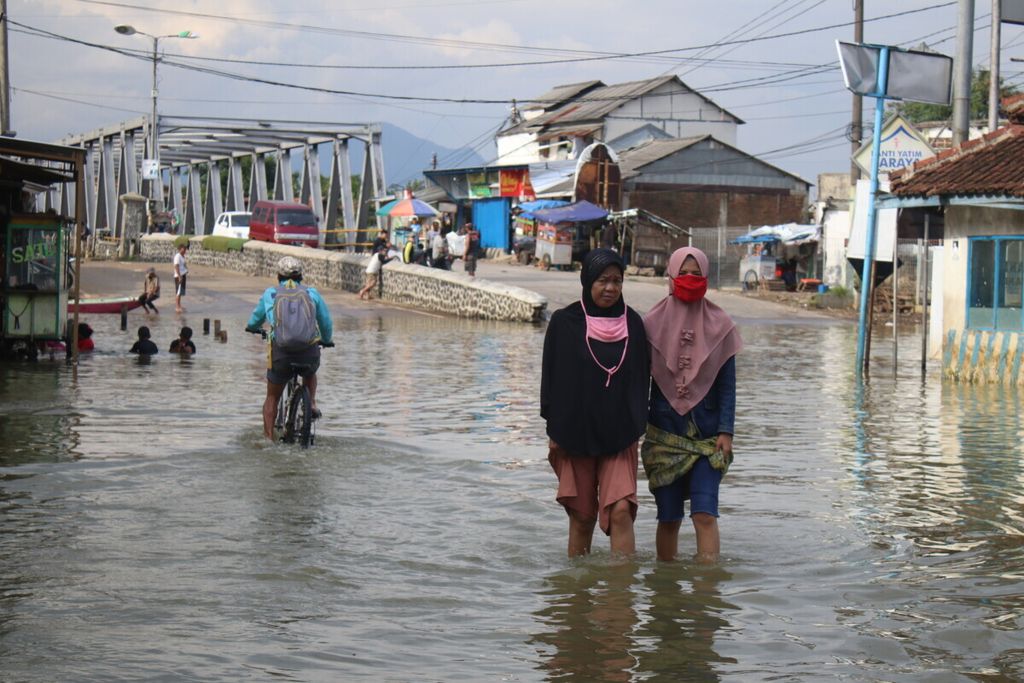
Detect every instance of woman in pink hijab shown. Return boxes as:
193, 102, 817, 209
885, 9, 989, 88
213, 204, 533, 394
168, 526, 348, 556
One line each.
642, 246, 742, 562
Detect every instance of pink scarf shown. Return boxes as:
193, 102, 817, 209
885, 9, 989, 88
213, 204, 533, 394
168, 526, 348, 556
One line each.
643, 247, 742, 415
582, 300, 629, 388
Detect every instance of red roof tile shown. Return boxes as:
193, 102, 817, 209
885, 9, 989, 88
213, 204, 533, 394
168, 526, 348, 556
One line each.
889, 124, 1024, 198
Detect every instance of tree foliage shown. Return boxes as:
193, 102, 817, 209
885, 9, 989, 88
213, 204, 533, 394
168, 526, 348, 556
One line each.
888, 69, 1020, 124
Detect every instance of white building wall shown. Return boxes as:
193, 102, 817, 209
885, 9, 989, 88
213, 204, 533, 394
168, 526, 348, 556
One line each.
495, 133, 541, 165
821, 208, 852, 286
603, 82, 739, 146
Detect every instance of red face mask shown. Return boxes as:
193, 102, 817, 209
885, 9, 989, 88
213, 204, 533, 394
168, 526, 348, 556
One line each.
672, 274, 708, 303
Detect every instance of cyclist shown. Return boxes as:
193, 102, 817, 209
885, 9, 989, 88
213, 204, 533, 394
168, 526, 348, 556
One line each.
246, 256, 334, 441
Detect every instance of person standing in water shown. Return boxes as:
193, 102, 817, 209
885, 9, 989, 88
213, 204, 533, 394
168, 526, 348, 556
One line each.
642, 246, 742, 563
541, 248, 650, 558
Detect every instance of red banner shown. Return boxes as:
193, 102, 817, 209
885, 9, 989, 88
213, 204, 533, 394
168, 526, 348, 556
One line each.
499, 169, 536, 199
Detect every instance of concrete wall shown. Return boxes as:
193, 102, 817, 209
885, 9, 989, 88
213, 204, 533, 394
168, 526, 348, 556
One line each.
139, 235, 547, 323
940, 206, 1024, 382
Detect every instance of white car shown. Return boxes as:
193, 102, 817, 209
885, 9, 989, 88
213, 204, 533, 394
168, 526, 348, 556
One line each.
212, 211, 251, 239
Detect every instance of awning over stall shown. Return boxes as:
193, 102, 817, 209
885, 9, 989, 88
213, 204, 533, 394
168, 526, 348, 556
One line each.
531, 200, 608, 224
731, 223, 820, 245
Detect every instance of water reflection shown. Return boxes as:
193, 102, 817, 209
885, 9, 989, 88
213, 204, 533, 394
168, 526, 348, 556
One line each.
532, 564, 639, 682
634, 564, 737, 682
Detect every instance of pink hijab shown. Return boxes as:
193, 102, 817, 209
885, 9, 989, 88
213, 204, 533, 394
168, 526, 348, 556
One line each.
643, 246, 743, 416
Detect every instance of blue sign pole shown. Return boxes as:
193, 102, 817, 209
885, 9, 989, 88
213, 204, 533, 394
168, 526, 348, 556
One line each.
854, 46, 890, 375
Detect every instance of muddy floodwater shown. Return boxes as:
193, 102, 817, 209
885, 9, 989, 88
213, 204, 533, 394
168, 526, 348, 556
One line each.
2, 302, 1023, 681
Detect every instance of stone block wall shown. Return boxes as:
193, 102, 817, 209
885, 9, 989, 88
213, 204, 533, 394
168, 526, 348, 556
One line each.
139, 235, 546, 322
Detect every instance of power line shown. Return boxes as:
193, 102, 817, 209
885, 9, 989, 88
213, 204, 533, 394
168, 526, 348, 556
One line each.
66, 0, 956, 69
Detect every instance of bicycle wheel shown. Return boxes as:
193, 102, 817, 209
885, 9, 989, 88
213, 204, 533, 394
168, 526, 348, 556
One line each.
284, 384, 313, 448
275, 379, 292, 435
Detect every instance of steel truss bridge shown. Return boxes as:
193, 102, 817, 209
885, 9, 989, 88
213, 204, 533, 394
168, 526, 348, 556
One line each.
51, 116, 386, 247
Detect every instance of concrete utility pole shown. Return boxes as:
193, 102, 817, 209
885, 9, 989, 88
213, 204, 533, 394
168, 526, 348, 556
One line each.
0, 0, 11, 135
989, 0, 1002, 132
850, 0, 864, 182
952, 0, 975, 146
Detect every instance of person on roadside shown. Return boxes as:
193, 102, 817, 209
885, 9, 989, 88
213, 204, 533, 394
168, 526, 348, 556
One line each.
371, 229, 389, 254
463, 222, 480, 277
169, 326, 196, 355
358, 243, 394, 300
246, 256, 334, 441
129, 325, 158, 355
426, 220, 440, 266
172, 243, 188, 313
641, 246, 742, 563
138, 267, 160, 314
541, 248, 650, 558
431, 229, 449, 270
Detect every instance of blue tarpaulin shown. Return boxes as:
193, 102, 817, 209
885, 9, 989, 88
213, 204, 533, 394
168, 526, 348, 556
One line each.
531, 200, 608, 224
517, 199, 568, 219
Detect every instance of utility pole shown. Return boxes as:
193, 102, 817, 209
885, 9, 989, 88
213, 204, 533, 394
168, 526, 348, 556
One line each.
0, 0, 11, 135
989, 0, 1001, 132
952, 0, 975, 146
850, 0, 864, 182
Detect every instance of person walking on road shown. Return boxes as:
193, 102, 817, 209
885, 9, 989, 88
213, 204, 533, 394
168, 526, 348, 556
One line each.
463, 222, 480, 277
173, 243, 188, 313
541, 248, 650, 558
641, 246, 742, 563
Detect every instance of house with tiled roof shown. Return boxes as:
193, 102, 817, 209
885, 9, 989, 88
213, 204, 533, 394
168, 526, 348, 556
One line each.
888, 94, 1024, 382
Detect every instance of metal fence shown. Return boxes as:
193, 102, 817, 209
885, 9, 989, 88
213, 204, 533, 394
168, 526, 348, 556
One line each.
688, 226, 760, 289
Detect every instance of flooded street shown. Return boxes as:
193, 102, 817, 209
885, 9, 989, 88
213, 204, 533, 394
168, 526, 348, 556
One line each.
2, 269, 1023, 681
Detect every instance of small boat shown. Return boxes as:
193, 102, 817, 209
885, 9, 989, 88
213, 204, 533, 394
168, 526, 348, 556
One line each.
68, 296, 143, 314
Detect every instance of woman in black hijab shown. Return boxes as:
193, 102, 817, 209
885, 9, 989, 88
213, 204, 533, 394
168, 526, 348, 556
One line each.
541, 248, 650, 557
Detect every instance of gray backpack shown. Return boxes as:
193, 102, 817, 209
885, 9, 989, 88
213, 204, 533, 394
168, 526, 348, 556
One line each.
272, 284, 320, 351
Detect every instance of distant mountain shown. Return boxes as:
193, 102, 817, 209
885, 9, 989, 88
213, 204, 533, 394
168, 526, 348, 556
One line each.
345, 122, 488, 189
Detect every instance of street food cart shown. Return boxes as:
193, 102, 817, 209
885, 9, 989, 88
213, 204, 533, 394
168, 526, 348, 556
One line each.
3, 214, 71, 343
530, 200, 609, 271
731, 223, 821, 291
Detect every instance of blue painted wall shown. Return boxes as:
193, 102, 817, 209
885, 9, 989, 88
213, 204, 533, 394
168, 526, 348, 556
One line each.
472, 198, 511, 251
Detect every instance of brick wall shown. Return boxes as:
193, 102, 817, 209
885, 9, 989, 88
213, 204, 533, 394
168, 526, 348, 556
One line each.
627, 185, 807, 228
139, 235, 547, 322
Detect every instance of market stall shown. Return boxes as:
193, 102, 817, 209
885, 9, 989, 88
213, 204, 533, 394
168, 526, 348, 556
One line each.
530, 200, 608, 271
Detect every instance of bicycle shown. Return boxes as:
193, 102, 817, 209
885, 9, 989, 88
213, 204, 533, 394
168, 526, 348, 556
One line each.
247, 328, 332, 448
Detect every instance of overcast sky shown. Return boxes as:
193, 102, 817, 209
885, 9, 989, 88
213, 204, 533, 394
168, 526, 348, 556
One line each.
9, 0, 1024, 189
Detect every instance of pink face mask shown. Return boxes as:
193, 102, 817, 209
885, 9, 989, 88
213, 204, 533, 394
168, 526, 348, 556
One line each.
582, 301, 629, 387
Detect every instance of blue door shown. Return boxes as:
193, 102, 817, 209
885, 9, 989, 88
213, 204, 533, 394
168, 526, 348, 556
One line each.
472, 198, 511, 251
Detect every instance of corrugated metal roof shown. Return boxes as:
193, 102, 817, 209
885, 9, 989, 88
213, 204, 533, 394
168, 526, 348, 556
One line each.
523, 80, 603, 112
499, 75, 743, 138
618, 137, 706, 178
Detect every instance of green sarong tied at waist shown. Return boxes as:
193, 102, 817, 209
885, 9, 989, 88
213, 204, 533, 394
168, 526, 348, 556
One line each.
640, 422, 733, 491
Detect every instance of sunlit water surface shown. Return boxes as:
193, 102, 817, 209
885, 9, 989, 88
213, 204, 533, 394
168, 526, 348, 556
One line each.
2, 310, 1023, 681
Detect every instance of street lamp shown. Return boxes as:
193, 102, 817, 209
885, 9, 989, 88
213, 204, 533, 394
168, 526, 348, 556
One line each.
114, 24, 198, 204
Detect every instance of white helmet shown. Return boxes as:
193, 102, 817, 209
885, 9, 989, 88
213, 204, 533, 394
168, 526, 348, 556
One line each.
276, 256, 303, 280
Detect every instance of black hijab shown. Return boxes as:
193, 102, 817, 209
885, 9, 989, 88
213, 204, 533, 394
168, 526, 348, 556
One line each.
540, 248, 650, 457
580, 248, 626, 317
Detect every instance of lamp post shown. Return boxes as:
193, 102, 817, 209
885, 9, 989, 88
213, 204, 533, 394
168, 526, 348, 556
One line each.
114, 25, 197, 204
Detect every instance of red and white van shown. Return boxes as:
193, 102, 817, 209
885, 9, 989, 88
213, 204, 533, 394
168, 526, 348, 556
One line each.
248, 200, 319, 247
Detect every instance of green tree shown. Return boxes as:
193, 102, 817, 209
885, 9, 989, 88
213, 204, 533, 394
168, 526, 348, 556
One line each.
889, 69, 1019, 124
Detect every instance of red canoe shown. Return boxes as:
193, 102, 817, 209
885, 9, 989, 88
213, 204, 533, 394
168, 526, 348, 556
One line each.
68, 296, 143, 314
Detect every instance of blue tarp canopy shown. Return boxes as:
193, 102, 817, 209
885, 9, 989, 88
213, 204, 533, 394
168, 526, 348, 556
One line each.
531, 200, 608, 224
731, 223, 820, 245
517, 199, 569, 219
